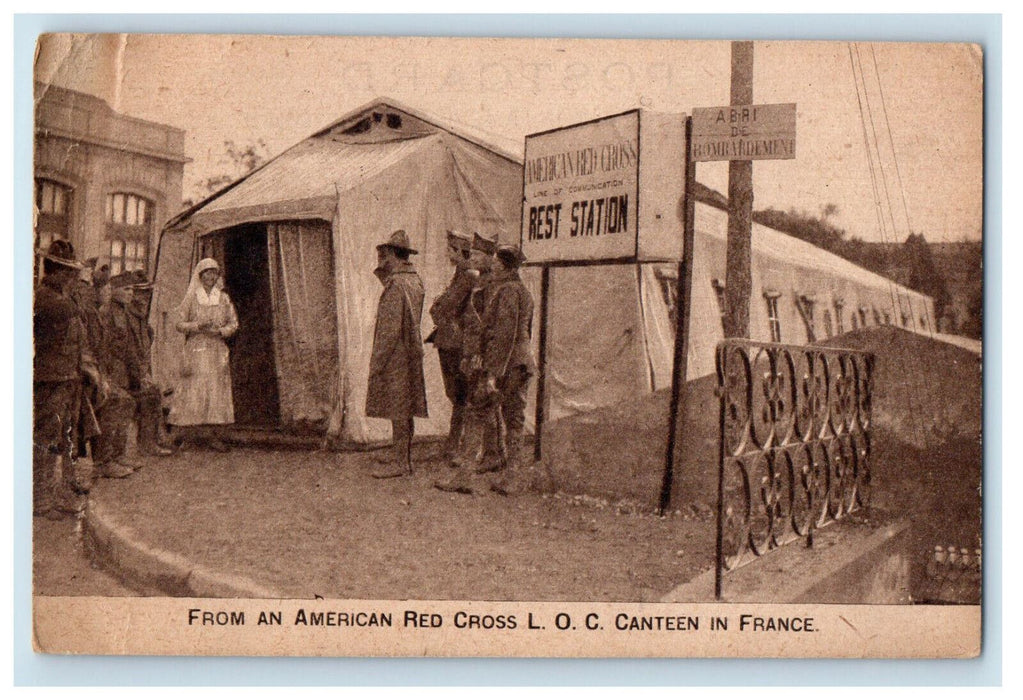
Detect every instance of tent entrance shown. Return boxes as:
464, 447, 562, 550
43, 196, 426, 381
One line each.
219, 223, 282, 428
203, 220, 340, 435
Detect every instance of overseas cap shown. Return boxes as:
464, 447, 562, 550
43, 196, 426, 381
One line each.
496, 244, 527, 268
471, 232, 498, 255
446, 229, 472, 250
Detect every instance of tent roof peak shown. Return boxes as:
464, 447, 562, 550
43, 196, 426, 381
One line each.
312, 97, 522, 164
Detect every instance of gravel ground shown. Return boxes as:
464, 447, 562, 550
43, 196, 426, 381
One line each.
74, 444, 715, 601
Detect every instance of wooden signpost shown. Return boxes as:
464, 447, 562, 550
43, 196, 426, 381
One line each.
524, 46, 797, 513
659, 49, 797, 511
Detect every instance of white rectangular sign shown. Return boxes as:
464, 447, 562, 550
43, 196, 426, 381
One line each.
522, 111, 640, 263
521, 110, 687, 264
692, 102, 796, 162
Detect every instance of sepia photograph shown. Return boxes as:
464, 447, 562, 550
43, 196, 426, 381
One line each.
27, 31, 985, 658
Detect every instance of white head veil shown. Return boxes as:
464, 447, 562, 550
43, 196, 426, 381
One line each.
181, 257, 223, 308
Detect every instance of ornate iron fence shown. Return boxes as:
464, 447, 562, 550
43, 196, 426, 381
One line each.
714, 339, 875, 599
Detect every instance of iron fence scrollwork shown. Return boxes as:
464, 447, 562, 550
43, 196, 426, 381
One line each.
714, 339, 875, 599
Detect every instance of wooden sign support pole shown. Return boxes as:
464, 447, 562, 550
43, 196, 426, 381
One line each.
724, 40, 754, 339
533, 264, 551, 462
658, 115, 697, 515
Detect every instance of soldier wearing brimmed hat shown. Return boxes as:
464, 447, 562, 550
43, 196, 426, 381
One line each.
367, 230, 428, 478
482, 244, 536, 495
426, 230, 476, 461
33, 240, 105, 518
434, 231, 500, 494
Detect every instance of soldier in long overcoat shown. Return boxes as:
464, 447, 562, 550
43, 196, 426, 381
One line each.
427, 229, 475, 460
366, 230, 428, 478
33, 240, 104, 518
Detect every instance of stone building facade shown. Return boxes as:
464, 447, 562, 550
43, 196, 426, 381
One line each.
34, 82, 188, 275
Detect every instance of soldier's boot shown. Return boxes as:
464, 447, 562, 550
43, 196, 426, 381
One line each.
373, 420, 414, 479
116, 448, 147, 470
433, 468, 474, 494
97, 460, 134, 479
443, 403, 466, 461
167, 424, 187, 449
373, 441, 413, 479
475, 406, 507, 474
138, 415, 172, 457
475, 453, 505, 474
450, 409, 481, 470
490, 431, 525, 496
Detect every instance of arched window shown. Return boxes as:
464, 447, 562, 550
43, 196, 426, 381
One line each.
106, 192, 153, 274
35, 178, 73, 251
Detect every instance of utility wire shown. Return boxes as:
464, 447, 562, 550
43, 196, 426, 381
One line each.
870, 43, 936, 339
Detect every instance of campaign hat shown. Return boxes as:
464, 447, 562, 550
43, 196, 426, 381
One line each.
376, 229, 418, 255
37, 239, 82, 270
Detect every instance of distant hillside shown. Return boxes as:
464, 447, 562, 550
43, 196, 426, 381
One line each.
748, 204, 979, 339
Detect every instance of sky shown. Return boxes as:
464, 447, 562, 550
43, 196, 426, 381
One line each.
34, 33, 984, 243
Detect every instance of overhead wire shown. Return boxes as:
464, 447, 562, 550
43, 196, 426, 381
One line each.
849, 42, 930, 447
870, 43, 937, 339
848, 43, 902, 322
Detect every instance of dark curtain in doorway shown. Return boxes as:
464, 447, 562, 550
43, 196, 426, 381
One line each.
267, 220, 340, 430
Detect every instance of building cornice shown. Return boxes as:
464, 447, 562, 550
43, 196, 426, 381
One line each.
36, 126, 191, 165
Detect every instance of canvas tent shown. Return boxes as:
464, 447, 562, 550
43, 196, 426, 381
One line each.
152, 99, 521, 443
152, 99, 936, 447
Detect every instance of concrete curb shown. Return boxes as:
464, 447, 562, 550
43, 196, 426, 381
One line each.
661, 517, 912, 603
83, 498, 283, 599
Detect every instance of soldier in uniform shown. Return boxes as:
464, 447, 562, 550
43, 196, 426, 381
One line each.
67, 259, 105, 485
366, 230, 428, 479
33, 240, 104, 518
92, 261, 112, 308
434, 232, 499, 494
122, 270, 172, 457
482, 244, 536, 494
426, 230, 475, 461
92, 274, 146, 478
69, 259, 104, 355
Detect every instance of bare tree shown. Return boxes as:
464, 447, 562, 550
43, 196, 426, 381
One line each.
184, 139, 270, 207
